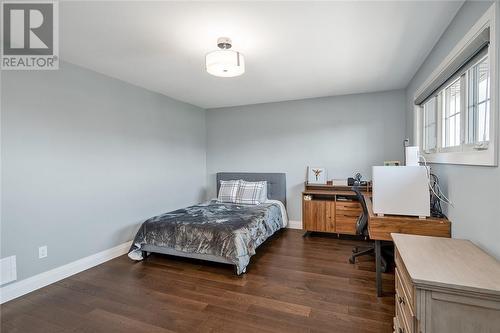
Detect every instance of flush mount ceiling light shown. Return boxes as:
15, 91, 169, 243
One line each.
205, 37, 245, 77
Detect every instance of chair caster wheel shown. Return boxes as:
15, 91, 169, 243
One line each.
349, 257, 355, 264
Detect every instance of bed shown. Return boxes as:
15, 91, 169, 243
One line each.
128, 172, 287, 274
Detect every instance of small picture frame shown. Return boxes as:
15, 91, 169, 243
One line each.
307, 167, 326, 184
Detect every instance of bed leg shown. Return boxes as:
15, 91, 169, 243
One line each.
234, 265, 246, 276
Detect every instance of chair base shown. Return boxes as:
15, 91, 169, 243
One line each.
349, 245, 389, 272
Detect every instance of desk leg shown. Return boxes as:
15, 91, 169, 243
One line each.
375, 240, 382, 297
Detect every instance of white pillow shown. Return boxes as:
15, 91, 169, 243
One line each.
235, 180, 266, 205
218, 180, 241, 203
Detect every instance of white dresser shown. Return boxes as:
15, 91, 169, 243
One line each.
392, 233, 500, 333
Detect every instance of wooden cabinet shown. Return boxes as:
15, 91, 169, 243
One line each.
303, 200, 326, 232
303, 200, 336, 232
302, 188, 363, 235
392, 234, 500, 333
326, 201, 335, 232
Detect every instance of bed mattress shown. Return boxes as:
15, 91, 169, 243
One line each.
128, 199, 287, 274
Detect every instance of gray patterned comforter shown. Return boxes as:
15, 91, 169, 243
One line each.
128, 200, 285, 274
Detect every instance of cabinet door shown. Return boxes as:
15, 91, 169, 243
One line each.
303, 200, 326, 231
326, 201, 335, 232
335, 200, 361, 235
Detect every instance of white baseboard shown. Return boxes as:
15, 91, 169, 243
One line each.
0, 240, 132, 304
287, 220, 303, 230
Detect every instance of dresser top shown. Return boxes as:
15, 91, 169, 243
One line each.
392, 233, 500, 296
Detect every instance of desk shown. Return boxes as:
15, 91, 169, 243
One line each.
364, 194, 452, 296
302, 184, 371, 236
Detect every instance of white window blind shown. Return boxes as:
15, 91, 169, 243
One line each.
415, 27, 489, 105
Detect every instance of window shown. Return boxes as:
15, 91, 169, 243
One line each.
467, 56, 490, 146
413, 5, 497, 166
418, 56, 490, 157
423, 97, 437, 152
442, 77, 462, 149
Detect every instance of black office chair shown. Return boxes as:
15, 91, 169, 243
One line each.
349, 187, 388, 272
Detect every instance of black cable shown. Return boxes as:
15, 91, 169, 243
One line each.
429, 173, 446, 218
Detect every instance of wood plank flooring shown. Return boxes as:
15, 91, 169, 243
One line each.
0, 229, 395, 333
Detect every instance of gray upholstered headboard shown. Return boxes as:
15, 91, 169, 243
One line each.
216, 172, 286, 207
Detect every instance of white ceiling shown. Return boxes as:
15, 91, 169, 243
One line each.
60, 1, 463, 109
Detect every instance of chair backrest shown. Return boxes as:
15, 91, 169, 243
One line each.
352, 186, 369, 235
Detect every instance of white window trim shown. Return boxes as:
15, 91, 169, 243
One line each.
414, 3, 498, 167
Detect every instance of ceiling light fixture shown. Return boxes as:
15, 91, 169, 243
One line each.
205, 37, 245, 77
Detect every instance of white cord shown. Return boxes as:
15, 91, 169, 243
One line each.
418, 155, 454, 207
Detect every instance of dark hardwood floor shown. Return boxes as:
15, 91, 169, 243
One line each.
0, 229, 395, 333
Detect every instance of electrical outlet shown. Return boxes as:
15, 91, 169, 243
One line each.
38, 246, 47, 259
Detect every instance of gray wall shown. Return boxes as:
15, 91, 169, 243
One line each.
206, 90, 406, 221
405, 1, 500, 259
1, 61, 207, 282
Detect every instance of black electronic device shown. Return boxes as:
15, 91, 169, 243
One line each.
348, 173, 367, 186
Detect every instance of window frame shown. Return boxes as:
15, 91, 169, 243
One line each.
413, 4, 498, 167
